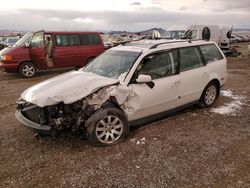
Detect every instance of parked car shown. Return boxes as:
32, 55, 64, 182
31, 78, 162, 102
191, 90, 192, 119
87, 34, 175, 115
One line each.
236, 35, 249, 42
162, 30, 186, 39
15, 39, 227, 146
230, 34, 245, 43
3, 37, 20, 47
0, 36, 13, 50
0, 36, 8, 44
0, 30, 105, 78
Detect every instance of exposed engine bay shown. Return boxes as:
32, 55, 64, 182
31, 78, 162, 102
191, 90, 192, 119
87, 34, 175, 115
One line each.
16, 87, 122, 135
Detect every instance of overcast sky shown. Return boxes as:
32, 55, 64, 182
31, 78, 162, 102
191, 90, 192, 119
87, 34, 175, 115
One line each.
0, 0, 249, 32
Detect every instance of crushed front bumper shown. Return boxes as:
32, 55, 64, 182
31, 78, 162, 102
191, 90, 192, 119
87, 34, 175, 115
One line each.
15, 110, 51, 131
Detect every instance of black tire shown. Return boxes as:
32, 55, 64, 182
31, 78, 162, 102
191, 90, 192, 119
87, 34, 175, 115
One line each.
86, 107, 129, 147
35, 129, 51, 137
199, 81, 218, 107
18, 62, 37, 78
35, 128, 58, 139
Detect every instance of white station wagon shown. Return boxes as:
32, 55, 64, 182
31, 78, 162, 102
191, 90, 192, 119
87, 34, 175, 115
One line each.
16, 39, 227, 146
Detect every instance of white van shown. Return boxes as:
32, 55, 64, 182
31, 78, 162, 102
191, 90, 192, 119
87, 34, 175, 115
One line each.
16, 39, 227, 146
183, 25, 232, 49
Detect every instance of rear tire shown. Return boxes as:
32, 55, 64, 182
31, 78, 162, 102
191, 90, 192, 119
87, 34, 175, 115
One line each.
86, 107, 129, 147
19, 62, 37, 78
199, 81, 218, 107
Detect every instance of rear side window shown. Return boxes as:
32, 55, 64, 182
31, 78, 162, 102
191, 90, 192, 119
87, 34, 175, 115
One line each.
56, 34, 80, 46
81, 34, 101, 45
138, 50, 178, 80
179, 47, 204, 72
199, 44, 224, 63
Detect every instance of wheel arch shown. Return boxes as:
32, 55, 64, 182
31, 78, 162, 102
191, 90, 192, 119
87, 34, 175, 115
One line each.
17, 60, 38, 73
209, 79, 220, 98
201, 78, 221, 100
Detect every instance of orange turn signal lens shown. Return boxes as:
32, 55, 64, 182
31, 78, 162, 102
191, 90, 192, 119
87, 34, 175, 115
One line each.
4, 55, 13, 61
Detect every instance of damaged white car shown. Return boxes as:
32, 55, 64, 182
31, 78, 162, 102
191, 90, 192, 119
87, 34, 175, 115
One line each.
16, 39, 227, 146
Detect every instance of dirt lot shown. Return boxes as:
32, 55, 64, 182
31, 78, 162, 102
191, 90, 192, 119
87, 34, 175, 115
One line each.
0, 45, 250, 187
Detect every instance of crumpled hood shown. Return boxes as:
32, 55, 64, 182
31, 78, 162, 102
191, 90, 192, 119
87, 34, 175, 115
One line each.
21, 71, 118, 107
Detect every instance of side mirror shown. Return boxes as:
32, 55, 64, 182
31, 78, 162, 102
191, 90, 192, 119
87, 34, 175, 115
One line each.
136, 74, 152, 83
136, 74, 155, 89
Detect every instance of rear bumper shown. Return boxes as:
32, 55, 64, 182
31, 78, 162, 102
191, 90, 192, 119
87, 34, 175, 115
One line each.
0, 61, 18, 73
15, 110, 51, 131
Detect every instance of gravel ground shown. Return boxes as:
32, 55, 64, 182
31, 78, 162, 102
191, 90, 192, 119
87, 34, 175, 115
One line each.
0, 44, 250, 187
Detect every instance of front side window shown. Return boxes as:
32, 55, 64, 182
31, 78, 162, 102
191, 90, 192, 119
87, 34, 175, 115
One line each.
199, 44, 223, 63
84, 50, 140, 79
30, 31, 44, 48
179, 47, 204, 72
137, 51, 178, 80
56, 34, 80, 46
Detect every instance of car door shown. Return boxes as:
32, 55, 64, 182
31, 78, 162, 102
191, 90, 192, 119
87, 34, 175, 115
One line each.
178, 46, 208, 105
126, 50, 181, 121
29, 30, 47, 69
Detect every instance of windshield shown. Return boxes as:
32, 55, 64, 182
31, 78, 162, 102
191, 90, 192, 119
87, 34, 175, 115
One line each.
15, 33, 33, 46
7, 38, 19, 44
163, 30, 185, 39
84, 50, 140, 79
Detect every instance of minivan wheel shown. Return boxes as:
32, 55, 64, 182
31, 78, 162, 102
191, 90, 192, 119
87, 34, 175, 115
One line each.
19, 62, 37, 78
86, 107, 129, 146
199, 82, 218, 107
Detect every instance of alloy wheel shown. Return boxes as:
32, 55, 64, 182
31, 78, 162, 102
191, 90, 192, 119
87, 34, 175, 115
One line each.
22, 64, 35, 77
205, 85, 217, 105
95, 115, 123, 144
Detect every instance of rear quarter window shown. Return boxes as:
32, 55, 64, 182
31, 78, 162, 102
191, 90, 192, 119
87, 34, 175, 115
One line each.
199, 44, 224, 63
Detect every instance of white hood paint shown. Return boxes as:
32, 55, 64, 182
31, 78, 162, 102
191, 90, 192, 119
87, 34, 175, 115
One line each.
21, 71, 118, 107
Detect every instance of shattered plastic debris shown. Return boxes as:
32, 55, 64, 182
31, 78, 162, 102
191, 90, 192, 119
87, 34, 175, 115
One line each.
211, 90, 245, 115
131, 137, 146, 145
136, 137, 145, 145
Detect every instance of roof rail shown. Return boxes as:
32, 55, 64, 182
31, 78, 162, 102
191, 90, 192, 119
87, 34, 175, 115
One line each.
121, 36, 146, 45
149, 39, 205, 49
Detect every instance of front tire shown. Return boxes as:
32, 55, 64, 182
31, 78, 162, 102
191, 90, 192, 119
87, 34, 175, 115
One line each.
199, 81, 218, 107
19, 62, 37, 78
86, 107, 129, 146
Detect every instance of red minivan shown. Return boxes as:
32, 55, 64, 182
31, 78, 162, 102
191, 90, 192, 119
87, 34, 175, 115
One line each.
0, 30, 105, 77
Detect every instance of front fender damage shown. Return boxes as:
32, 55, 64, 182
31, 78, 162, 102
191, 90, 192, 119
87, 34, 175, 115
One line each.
17, 84, 140, 135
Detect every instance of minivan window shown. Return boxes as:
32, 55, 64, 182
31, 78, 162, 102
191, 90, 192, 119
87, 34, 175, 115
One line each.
56, 34, 81, 46
138, 51, 178, 80
81, 34, 101, 45
179, 47, 203, 72
30, 31, 44, 48
199, 44, 223, 63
